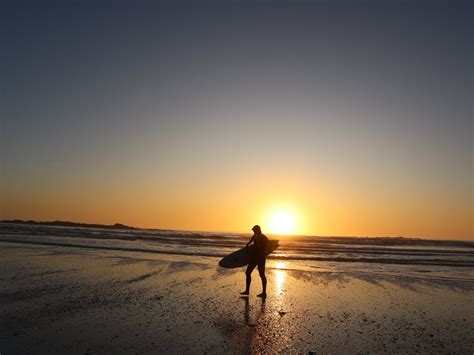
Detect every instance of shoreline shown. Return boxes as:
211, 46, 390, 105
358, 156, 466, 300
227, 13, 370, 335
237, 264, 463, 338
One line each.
1, 238, 472, 268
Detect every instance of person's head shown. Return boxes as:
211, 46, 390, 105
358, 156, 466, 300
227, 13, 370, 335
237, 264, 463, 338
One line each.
251, 225, 262, 235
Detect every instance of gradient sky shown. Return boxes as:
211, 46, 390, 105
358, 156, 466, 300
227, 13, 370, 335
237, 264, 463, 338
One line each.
1, 0, 472, 239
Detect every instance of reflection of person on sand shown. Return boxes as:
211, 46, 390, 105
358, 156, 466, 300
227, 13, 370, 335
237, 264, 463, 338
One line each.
240, 225, 268, 298
242, 295, 266, 325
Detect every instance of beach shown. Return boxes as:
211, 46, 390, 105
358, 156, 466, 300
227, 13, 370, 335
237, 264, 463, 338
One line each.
1, 233, 473, 354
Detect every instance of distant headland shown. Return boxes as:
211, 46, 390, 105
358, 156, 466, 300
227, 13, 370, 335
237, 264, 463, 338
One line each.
0, 220, 136, 230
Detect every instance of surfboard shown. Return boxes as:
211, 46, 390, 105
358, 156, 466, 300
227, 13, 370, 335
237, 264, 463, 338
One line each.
218, 240, 279, 268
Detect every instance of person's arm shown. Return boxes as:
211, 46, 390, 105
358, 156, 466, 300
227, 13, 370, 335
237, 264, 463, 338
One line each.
246, 235, 255, 248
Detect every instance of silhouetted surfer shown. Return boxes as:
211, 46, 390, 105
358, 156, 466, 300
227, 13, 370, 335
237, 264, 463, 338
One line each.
240, 225, 268, 298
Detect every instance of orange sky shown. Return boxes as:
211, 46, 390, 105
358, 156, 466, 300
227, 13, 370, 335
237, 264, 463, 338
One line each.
2, 161, 472, 240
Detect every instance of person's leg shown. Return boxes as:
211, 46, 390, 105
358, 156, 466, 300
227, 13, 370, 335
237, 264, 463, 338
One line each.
257, 258, 267, 297
241, 262, 256, 295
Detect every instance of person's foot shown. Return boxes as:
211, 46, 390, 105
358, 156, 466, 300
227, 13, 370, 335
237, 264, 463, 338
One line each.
240, 291, 249, 296
257, 292, 267, 298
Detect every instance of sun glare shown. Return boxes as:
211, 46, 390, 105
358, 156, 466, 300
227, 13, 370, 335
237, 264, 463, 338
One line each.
267, 209, 296, 235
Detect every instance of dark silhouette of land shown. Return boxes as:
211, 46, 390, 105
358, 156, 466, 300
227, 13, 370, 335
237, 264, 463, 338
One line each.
0, 219, 136, 230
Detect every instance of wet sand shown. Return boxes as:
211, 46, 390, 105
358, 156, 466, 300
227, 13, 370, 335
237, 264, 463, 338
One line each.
1, 241, 473, 354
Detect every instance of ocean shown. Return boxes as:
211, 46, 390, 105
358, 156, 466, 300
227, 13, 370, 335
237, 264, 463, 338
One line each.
1, 223, 472, 268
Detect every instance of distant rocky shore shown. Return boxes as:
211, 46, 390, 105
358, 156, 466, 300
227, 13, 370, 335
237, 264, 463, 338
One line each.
0, 219, 136, 230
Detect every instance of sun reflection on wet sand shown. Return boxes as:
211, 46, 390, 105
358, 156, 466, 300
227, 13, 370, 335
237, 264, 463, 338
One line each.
275, 262, 286, 269
274, 262, 287, 295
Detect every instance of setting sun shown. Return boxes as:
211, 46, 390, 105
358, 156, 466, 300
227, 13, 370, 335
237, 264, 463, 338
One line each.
266, 209, 297, 235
